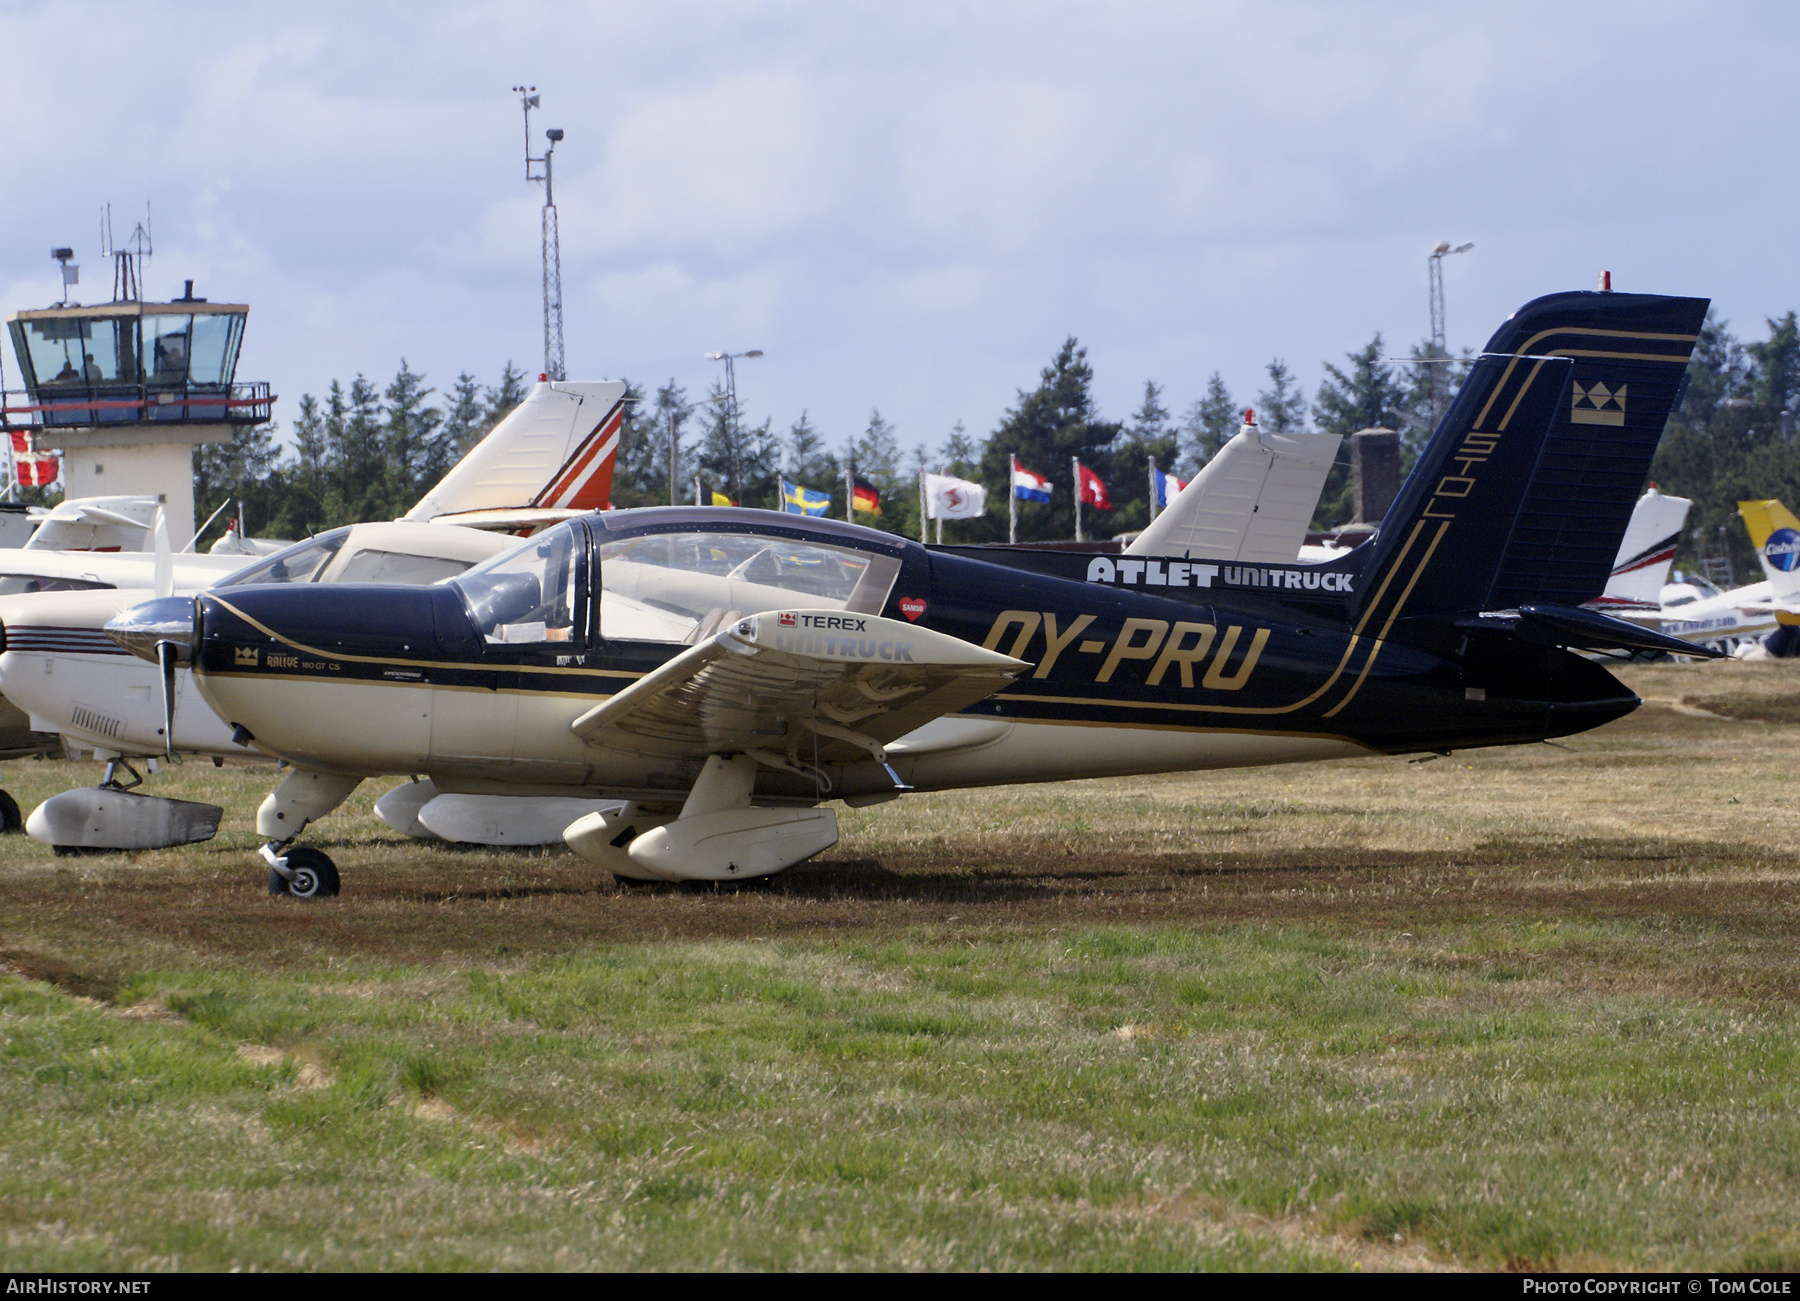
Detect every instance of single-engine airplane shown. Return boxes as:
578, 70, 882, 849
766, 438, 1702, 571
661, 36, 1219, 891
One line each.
112, 290, 1713, 897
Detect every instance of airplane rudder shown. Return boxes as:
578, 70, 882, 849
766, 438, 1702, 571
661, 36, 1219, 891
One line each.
1349, 351, 1574, 623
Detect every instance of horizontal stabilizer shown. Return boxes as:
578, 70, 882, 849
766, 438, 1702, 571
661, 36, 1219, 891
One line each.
1460, 602, 1725, 659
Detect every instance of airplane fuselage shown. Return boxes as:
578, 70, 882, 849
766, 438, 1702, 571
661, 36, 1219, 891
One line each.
190, 509, 1637, 807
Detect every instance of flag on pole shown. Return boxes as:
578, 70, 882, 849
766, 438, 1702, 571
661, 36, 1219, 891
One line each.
1011, 457, 1051, 503
780, 478, 832, 516
708, 486, 734, 506
1076, 461, 1112, 509
851, 476, 881, 515
9, 431, 58, 487
1151, 465, 1186, 510
922, 473, 987, 520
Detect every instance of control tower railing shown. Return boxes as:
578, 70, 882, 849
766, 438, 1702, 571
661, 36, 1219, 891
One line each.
0, 380, 273, 429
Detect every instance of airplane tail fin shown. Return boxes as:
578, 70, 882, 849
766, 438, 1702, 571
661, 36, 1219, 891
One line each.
401, 379, 628, 523
1350, 290, 1708, 629
1126, 419, 1341, 562
1589, 486, 1691, 612
1738, 499, 1800, 606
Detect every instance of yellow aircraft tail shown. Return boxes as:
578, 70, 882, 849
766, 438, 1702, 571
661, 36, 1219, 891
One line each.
1738, 499, 1800, 621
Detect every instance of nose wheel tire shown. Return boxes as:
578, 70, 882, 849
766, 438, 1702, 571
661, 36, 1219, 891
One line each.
0, 790, 20, 833
268, 846, 341, 899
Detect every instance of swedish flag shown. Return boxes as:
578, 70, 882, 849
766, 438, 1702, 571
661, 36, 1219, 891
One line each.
781, 478, 831, 517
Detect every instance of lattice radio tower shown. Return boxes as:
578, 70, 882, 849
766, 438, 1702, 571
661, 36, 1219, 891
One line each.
514, 86, 566, 381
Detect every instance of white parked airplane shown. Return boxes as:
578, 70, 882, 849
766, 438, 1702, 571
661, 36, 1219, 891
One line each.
1652, 499, 1800, 655
0, 377, 629, 846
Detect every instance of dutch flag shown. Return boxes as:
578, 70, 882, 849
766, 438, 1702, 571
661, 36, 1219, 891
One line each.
1012, 456, 1052, 504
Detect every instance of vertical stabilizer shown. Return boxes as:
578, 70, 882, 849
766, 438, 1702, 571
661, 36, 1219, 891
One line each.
400, 379, 627, 522
1351, 291, 1707, 623
1738, 499, 1800, 607
1590, 486, 1691, 612
1127, 423, 1341, 561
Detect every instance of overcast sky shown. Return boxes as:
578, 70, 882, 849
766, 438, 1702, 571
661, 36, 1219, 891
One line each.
2, 0, 1795, 471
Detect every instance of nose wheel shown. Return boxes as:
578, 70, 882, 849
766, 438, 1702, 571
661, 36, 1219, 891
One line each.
263, 842, 341, 899
0, 790, 20, 833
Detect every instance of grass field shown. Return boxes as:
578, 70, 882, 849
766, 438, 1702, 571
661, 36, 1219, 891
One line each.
4, 658, 1800, 1270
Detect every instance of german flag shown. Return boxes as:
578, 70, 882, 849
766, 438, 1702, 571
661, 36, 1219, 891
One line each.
851, 476, 881, 516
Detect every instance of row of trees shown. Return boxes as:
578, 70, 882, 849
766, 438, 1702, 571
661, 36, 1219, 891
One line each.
606, 335, 1460, 545
1648, 311, 1800, 581
194, 364, 531, 542
190, 311, 1800, 565
187, 337, 1460, 548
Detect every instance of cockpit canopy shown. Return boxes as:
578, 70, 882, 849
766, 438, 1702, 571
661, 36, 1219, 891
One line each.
212, 523, 512, 590
446, 510, 910, 647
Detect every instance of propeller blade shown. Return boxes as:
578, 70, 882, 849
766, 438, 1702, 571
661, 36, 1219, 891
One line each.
152, 507, 173, 601
156, 639, 178, 758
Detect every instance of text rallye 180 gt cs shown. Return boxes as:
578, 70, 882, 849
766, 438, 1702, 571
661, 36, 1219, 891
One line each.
109, 289, 1713, 897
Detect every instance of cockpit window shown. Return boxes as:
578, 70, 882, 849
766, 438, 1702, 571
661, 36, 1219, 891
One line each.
333, 550, 475, 586
596, 529, 902, 643
451, 523, 583, 645
0, 573, 113, 595
213, 532, 346, 588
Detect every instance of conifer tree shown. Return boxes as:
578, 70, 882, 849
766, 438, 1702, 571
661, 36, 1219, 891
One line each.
975, 337, 1122, 542
1255, 359, 1307, 432
1182, 372, 1238, 473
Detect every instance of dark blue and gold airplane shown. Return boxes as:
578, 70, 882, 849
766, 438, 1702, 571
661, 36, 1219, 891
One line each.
110, 289, 1712, 896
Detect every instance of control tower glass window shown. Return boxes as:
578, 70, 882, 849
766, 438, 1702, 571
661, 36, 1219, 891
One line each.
186, 314, 242, 388
144, 314, 192, 385
18, 318, 91, 387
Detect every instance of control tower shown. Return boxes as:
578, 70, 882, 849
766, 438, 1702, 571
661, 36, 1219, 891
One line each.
3, 234, 271, 545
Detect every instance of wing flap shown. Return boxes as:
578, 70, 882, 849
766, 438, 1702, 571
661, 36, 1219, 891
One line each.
570, 610, 1027, 761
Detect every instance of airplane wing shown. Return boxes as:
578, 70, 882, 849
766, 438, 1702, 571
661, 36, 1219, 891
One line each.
569, 609, 1028, 764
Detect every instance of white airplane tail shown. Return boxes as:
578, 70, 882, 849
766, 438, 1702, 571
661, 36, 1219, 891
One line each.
401, 379, 629, 524
21, 496, 166, 552
1126, 419, 1341, 562
1589, 486, 1691, 612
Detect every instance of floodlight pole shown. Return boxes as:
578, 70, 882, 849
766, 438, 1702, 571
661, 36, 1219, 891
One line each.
1427, 240, 1473, 430
516, 86, 566, 382
704, 349, 763, 499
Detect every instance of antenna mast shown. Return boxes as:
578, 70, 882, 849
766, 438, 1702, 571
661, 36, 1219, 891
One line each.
514, 86, 566, 382
101, 202, 153, 303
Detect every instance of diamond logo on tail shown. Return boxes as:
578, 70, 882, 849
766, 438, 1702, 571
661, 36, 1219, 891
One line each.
1571, 380, 1626, 426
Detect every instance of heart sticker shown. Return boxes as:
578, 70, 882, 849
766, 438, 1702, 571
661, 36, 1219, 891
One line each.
898, 597, 927, 621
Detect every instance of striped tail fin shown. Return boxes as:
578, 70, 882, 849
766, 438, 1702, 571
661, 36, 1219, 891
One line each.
401, 379, 627, 523
1351, 290, 1708, 628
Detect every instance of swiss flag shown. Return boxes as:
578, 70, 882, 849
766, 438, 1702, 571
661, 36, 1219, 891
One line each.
1075, 460, 1112, 509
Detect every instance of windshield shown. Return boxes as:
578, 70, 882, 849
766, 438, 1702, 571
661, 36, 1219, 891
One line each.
596, 529, 902, 642
212, 531, 347, 587
451, 522, 583, 645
